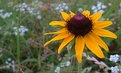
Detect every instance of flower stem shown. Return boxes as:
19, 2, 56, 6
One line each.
78, 63, 80, 73
78, 63, 82, 73
37, 48, 41, 70
16, 13, 21, 65
17, 25, 20, 65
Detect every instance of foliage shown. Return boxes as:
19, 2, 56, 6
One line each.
0, 0, 121, 73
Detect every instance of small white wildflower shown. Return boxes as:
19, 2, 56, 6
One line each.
5, 58, 15, 69
62, 3, 66, 6
5, 61, 9, 65
16, 3, 29, 12
109, 54, 120, 62
78, 8, 83, 12
102, 5, 107, 9
13, 27, 17, 30
13, 26, 28, 36
65, 61, 70, 67
93, 9, 98, 13
0, 10, 12, 19
59, 9, 64, 12
8, 58, 11, 61
0, 27, 2, 30
11, 60, 15, 64
98, 10, 105, 13
58, 4, 62, 7
22, 3, 28, 8
55, 7, 60, 11
16, 3, 42, 18
27, 7, 34, 14
97, 5, 102, 10
36, 11, 40, 15
19, 3, 27, 8
108, 3, 112, 6
26, 7, 31, 11
16, 3, 28, 12
111, 66, 119, 73
120, 2, 121, 7
91, 1, 107, 13
37, 15, 42, 19
0, 48, 2, 57
19, 26, 28, 36
82, 53, 87, 57
0, 9, 4, 13
97, 2, 102, 7
91, 5, 96, 10
55, 3, 69, 12
34, 0, 39, 3
20, 8, 25, 12
64, 6, 69, 10
55, 66, 60, 73
60, 63, 65, 67
4, 12, 12, 17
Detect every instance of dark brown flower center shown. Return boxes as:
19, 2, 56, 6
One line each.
66, 13, 92, 36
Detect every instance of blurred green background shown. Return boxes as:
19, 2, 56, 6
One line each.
0, 0, 121, 73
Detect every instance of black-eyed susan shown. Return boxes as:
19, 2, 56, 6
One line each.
44, 10, 117, 63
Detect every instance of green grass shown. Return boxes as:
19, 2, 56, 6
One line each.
0, 0, 121, 73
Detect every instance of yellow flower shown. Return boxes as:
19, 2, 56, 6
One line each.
44, 10, 117, 63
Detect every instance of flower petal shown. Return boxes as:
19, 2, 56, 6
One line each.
49, 21, 66, 27
61, 12, 70, 21
89, 12, 102, 22
93, 28, 117, 39
94, 21, 112, 28
75, 36, 85, 63
44, 28, 68, 35
82, 10, 90, 17
44, 33, 70, 46
84, 33, 104, 58
69, 11, 75, 18
58, 34, 74, 54
90, 32, 109, 51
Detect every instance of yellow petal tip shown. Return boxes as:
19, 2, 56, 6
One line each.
112, 34, 117, 39
114, 35, 117, 39
77, 59, 82, 63
49, 22, 54, 25
58, 49, 61, 54
69, 11, 72, 13
106, 49, 109, 52
109, 21, 112, 24
44, 41, 52, 46
99, 55, 105, 58
60, 11, 65, 14
58, 52, 60, 54
78, 61, 82, 63
44, 33, 48, 35
44, 43, 47, 46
